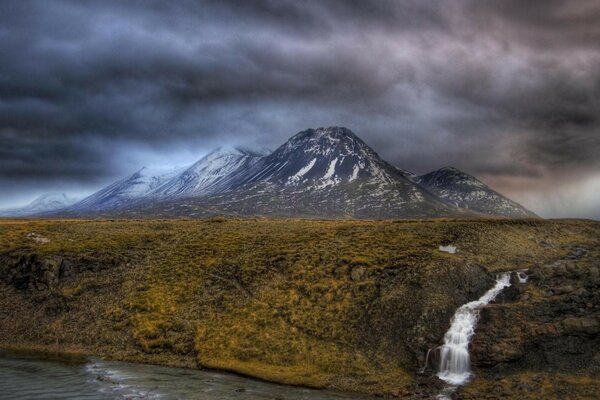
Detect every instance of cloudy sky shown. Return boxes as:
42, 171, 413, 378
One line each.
1, 0, 599, 218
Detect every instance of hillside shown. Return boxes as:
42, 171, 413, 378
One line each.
1, 218, 598, 398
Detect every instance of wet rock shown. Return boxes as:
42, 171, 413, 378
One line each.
516, 383, 534, 391
479, 341, 523, 365
498, 284, 520, 302
96, 375, 118, 384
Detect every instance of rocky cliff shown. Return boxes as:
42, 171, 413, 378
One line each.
462, 241, 600, 399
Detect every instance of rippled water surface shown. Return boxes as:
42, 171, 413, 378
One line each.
0, 350, 373, 399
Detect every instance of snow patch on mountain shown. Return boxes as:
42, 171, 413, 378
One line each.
323, 158, 338, 180
349, 164, 360, 182
288, 158, 317, 184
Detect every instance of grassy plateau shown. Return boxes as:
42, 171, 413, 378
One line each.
0, 218, 599, 398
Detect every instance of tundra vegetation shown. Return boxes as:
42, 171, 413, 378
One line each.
0, 218, 599, 398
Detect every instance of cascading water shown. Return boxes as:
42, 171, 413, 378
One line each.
437, 272, 512, 386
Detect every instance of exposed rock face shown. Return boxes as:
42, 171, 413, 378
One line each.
3, 256, 66, 291
0, 254, 121, 292
467, 243, 600, 392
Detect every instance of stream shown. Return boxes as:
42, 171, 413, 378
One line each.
0, 350, 373, 400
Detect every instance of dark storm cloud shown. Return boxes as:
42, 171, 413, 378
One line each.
1, 0, 599, 215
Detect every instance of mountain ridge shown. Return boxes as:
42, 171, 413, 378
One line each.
15, 127, 536, 219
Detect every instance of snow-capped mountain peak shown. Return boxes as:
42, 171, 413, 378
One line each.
203, 146, 246, 159
280, 127, 370, 157
203, 146, 271, 159
417, 167, 536, 217
246, 127, 405, 188
27, 193, 73, 210
0, 192, 76, 217
150, 146, 264, 198
419, 166, 487, 189
66, 166, 183, 212
176, 126, 456, 218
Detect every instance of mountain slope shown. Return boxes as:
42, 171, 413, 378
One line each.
151, 147, 264, 198
417, 167, 537, 218
63, 147, 266, 215
66, 167, 182, 213
0, 193, 76, 217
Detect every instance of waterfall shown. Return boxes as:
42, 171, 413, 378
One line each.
437, 272, 512, 386
516, 270, 528, 283
418, 348, 434, 374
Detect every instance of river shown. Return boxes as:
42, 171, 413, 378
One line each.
0, 350, 373, 400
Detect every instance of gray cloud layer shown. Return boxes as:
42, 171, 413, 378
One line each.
1, 1, 599, 216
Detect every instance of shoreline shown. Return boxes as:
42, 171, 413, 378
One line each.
0, 343, 379, 399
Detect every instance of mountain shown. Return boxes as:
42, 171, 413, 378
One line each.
246, 127, 406, 186
66, 166, 182, 213
61, 148, 267, 215
53, 127, 536, 219
130, 127, 463, 218
417, 167, 537, 218
151, 147, 264, 198
0, 193, 76, 217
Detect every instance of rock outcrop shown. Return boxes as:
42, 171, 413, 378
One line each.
461, 243, 600, 399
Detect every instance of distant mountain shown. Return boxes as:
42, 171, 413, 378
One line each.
66, 166, 182, 213
151, 147, 264, 198
51, 127, 536, 219
417, 167, 537, 218
0, 193, 76, 217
